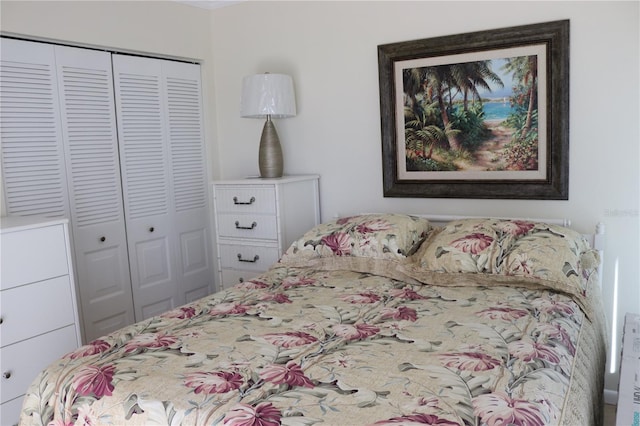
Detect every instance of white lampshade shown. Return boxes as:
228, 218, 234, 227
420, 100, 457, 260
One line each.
240, 73, 296, 118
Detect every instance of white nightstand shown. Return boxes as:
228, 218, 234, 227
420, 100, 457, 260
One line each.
211, 175, 320, 289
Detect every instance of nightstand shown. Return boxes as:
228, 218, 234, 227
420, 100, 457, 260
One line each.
212, 175, 320, 289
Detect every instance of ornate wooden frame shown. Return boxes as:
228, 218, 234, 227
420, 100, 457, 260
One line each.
378, 20, 570, 199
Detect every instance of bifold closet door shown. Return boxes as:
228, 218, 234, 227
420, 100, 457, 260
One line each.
112, 55, 179, 320
112, 55, 213, 319
162, 60, 212, 304
2, 38, 213, 337
54, 45, 135, 342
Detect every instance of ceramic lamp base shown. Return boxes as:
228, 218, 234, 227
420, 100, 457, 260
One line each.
258, 116, 283, 178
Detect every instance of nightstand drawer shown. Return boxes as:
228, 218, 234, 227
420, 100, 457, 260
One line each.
220, 269, 262, 289
1, 276, 75, 347
219, 243, 280, 272
217, 213, 278, 240
214, 186, 276, 214
1, 395, 23, 426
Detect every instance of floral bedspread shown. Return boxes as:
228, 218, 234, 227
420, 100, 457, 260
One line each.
21, 265, 606, 426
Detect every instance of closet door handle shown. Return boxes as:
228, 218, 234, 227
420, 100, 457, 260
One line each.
99, 236, 106, 242
237, 254, 259, 263
233, 196, 255, 205
235, 221, 257, 230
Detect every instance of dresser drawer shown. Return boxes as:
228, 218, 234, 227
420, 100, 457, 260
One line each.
1, 276, 76, 347
220, 269, 262, 289
1, 395, 23, 426
217, 213, 278, 240
1, 325, 78, 404
214, 186, 276, 214
219, 243, 280, 272
1, 224, 68, 290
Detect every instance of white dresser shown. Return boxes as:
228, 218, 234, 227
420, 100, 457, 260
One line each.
212, 175, 320, 289
0, 216, 82, 426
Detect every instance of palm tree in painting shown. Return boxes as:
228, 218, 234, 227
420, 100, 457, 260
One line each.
402, 60, 504, 165
450, 61, 504, 112
423, 65, 463, 151
403, 68, 423, 113
502, 55, 537, 136
413, 61, 503, 151
404, 104, 457, 161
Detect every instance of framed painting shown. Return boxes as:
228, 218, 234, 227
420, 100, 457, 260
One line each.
378, 20, 569, 199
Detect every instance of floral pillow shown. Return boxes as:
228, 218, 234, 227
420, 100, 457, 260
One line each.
402, 218, 600, 303
279, 214, 432, 276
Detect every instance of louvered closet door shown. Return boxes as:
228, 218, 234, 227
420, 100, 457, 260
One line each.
112, 54, 179, 320
0, 39, 70, 219
54, 45, 135, 342
163, 61, 213, 303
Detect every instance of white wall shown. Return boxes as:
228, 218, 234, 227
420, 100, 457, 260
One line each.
1, 0, 638, 398
210, 1, 639, 397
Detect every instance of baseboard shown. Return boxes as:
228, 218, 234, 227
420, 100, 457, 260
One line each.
604, 388, 619, 405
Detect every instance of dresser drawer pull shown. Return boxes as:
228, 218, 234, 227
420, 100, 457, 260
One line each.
0, 316, 3, 325
100, 236, 106, 242
235, 221, 257, 230
237, 254, 259, 263
3, 371, 11, 379
233, 196, 256, 205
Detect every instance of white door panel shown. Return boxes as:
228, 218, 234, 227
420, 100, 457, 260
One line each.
54, 45, 135, 342
132, 230, 177, 320
163, 61, 213, 297
112, 54, 179, 319
76, 222, 135, 341
179, 227, 208, 276
175, 208, 211, 296
136, 236, 171, 286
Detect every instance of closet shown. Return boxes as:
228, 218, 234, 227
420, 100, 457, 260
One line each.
0, 38, 213, 343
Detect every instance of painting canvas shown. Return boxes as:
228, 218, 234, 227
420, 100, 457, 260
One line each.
378, 21, 569, 199
397, 45, 546, 181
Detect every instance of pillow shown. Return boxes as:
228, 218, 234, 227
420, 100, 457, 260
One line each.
402, 218, 599, 305
279, 213, 432, 277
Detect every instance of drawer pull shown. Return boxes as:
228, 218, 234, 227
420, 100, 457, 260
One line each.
3, 371, 11, 379
0, 316, 3, 324
237, 254, 259, 263
235, 221, 257, 230
149, 226, 155, 233
233, 196, 256, 205
100, 236, 106, 242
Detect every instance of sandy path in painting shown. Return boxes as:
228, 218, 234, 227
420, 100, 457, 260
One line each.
457, 120, 513, 171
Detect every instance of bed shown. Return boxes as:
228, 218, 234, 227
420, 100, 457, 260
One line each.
19, 214, 607, 426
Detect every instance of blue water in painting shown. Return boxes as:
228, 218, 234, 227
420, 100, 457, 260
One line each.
483, 101, 515, 121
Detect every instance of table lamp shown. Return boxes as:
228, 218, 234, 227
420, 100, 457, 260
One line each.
240, 73, 296, 178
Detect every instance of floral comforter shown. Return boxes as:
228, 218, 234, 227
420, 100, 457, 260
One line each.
21, 265, 606, 426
